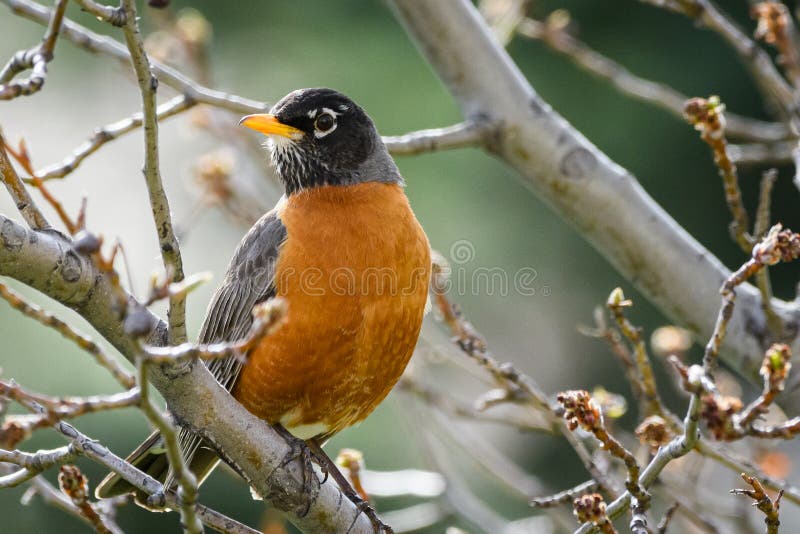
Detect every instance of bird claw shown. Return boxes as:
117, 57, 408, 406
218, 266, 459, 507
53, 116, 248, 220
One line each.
354, 496, 394, 534
274, 425, 321, 517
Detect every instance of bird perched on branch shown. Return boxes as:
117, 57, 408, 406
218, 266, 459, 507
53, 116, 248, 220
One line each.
97, 88, 431, 523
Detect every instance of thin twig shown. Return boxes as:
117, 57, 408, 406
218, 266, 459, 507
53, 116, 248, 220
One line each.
384, 121, 491, 155
731, 473, 782, 534
656, 502, 680, 533
36, 95, 195, 180
0, 0, 67, 99
704, 225, 800, 373
0, 380, 140, 423
58, 464, 114, 534
575, 376, 704, 534
18, 405, 259, 534
729, 140, 796, 165
753, 169, 781, 334
516, 15, 792, 142
531, 480, 598, 508
3, 0, 267, 114
684, 96, 753, 252
24, 476, 125, 534
397, 376, 551, 433
73, 0, 125, 26
4, 138, 80, 233
695, 440, 800, 507
0, 443, 79, 488
578, 226, 800, 533
557, 390, 650, 521
579, 307, 646, 405
642, 0, 800, 125
430, 253, 617, 495
0, 282, 135, 388
0, 132, 50, 229
135, 352, 202, 533
120, 0, 186, 344
142, 298, 286, 364
606, 287, 666, 419
737, 344, 791, 432
751, 2, 800, 90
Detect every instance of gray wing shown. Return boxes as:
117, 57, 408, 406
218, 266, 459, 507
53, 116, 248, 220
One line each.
169, 208, 287, 487
200, 209, 287, 383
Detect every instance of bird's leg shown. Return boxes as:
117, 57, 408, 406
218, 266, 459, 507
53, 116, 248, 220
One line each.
272, 424, 319, 515
307, 438, 394, 534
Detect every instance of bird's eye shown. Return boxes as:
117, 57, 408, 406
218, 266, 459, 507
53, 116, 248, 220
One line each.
314, 113, 335, 133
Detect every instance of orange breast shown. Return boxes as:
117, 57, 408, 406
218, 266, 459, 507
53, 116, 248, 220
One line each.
232, 182, 431, 439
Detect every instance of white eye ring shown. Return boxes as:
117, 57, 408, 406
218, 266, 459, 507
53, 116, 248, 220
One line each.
314, 112, 337, 138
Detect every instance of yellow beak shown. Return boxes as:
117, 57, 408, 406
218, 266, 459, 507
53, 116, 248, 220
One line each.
238, 114, 304, 139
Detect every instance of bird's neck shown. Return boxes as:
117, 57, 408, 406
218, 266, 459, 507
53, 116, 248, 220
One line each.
272, 144, 403, 196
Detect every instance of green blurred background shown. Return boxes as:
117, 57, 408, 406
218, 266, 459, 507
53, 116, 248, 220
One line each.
2, 0, 800, 532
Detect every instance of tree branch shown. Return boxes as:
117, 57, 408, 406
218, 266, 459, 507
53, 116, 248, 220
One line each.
0, 0, 66, 100
388, 0, 800, 402
2, 0, 268, 114
36, 95, 195, 181
384, 120, 492, 155
516, 15, 792, 142
0, 133, 50, 230
120, 0, 186, 344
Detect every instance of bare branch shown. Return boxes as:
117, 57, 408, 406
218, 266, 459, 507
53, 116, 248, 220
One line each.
50, 418, 259, 534
531, 480, 599, 508
119, 0, 186, 344
516, 15, 792, 142
384, 120, 492, 155
0, 282, 135, 388
731, 473, 782, 534
0, 379, 140, 421
557, 390, 650, 522
573, 493, 616, 534
58, 465, 115, 534
0, 133, 50, 229
0, 443, 78, 488
0, 0, 66, 100
73, 0, 125, 26
575, 370, 704, 534
729, 140, 795, 165
135, 351, 203, 534
577, 226, 800, 533
36, 95, 195, 181
751, 2, 800, 90
24, 476, 125, 534
142, 297, 286, 363
606, 287, 666, 419
3, 0, 268, 114
684, 96, 753, 252
641, 0, 799, 122
703, 225, 799, 372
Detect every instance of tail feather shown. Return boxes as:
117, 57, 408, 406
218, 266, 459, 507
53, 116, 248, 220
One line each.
95, 430, 167, 499
95, 431, 221, 501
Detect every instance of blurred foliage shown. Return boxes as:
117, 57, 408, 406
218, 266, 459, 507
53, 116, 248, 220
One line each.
1, 0, 800, 532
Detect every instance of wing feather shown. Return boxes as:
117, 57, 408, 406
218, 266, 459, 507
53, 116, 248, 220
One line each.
169, 208, 287, 488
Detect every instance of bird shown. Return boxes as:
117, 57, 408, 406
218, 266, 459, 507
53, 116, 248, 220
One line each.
96, 88, 431, 522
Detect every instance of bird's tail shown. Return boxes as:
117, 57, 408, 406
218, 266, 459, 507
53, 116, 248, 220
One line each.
94, 430, 220, 501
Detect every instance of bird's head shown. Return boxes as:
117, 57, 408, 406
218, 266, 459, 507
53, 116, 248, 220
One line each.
239, 88, 402, 195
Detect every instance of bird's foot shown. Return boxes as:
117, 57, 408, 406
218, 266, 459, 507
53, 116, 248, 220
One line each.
352, 493, 394, 534
274, 425, 320, 516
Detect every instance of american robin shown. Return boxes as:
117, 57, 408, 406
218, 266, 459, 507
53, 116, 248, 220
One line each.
96, 88, 431, 519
